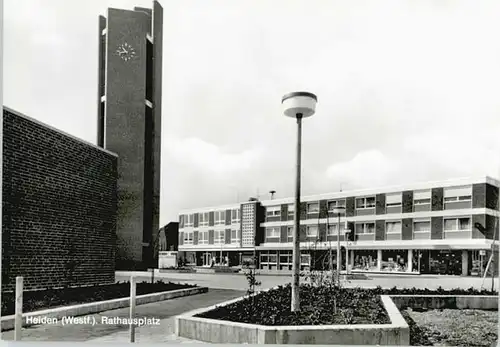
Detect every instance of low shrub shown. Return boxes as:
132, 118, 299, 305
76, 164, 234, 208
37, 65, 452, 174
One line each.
195, 284, 497, 326
196, 284, 390, 325
376, 285, 497, 296
1, 280, 195, 316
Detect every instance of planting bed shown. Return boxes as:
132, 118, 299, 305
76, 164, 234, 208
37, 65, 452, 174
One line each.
195, 284, 496, 326
196, 284, 391, 325
1, 280, 195, 316
402, 308, 498, 347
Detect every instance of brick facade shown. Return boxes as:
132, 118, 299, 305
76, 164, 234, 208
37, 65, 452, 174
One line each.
375, 194, 386, 215
431, 188, 444, 211
485, 184, 499, 210
2, 108, 117, 292
431, 217, 443, 240
375, 220, 385, 240
402, 191, 413, 213
157, 222, 179, 252
402, 218, 413, 240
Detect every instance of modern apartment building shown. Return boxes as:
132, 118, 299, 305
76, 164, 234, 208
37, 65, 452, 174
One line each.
178, 177, 499, 276
97, 1, 163, 269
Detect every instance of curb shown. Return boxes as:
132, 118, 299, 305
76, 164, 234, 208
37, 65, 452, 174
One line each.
176, 292, 409, 345
1, 286, 208, 331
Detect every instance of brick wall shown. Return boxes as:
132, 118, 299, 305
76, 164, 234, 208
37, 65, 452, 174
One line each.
2, 108, 117, 292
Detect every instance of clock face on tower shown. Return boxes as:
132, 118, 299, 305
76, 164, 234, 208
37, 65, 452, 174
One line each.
116, 42, 136, 61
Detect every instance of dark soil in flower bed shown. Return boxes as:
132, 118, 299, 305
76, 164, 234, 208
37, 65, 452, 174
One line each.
195, 284, 497, 326
402, 308, 497, 346
196, 284, 391, 325
1, 280, 195, 316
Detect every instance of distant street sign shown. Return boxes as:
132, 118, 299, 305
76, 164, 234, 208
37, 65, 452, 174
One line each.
480, 250, 486, 256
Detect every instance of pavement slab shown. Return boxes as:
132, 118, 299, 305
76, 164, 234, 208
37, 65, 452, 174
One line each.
1, 288, 244, 342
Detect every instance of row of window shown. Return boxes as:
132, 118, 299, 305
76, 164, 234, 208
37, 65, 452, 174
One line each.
183, 209, 241, 227
260, 251, 311, 266
265, 186, 474, 217
266, 200, 344, 218
264, 217, 473, 239
183, 229, 241, 245
265, 224, 347, 239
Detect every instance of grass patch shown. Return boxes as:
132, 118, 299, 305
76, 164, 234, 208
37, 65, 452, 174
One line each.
1, 280, 196, 316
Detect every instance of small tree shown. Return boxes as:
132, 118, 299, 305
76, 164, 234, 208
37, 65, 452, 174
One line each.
244, 255, 261, 301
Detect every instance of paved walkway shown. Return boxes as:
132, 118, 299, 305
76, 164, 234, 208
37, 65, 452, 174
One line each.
116, 271, 499, 291
1, 289, 244, 342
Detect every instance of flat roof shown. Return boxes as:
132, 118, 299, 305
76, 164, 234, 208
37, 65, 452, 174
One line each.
178, 176, 499, 214
3, 106, 118, 157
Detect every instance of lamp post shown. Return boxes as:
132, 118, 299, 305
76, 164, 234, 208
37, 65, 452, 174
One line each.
282, 91, 318, 312
345, 221, 350, 275
333, 206, 346, 285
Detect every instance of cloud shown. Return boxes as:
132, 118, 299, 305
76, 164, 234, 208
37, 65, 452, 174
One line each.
165, 136, 262, 176
4, 0, 500, 224
402, 129, 500, 179
326, 149, 400, 188
325, 126, 500, 192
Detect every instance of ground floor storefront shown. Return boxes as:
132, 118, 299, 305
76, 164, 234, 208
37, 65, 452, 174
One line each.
180, 247, 498, 276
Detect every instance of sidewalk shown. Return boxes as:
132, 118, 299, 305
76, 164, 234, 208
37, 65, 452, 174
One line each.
86, 317, 203, 343
1, 289, 244, 342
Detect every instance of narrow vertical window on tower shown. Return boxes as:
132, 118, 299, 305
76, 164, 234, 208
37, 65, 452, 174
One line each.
99, 34, 106, 98
143, 105, 154, 248
97, 30, 107, 147
146, 39, 153, 103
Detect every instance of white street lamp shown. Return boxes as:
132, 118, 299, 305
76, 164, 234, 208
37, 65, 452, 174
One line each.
282, 91, 318, 312
333, 206, 346, 286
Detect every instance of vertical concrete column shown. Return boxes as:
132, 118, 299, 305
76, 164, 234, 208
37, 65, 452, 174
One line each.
350, 250, 354, 268
407, 249, 413, 273
14, 276, 23, 341
462, 250, 469, 276
129, 276, 136, 342
377, 250, 382, 271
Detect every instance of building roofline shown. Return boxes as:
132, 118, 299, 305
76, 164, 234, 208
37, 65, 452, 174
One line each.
177, 176, 499, 214
3, 106, 119, 158
259, 176, 499, 206
178, 200, 260, 215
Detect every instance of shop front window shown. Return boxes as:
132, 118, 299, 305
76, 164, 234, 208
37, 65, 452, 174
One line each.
381, 250, 408, 272
428, 250, 462, 275
260, 251, 278, 270
279, 251, 292, 270
352, 250, 378, 271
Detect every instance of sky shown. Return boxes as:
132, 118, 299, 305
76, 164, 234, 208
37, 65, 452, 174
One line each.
4, 0, 500, 225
